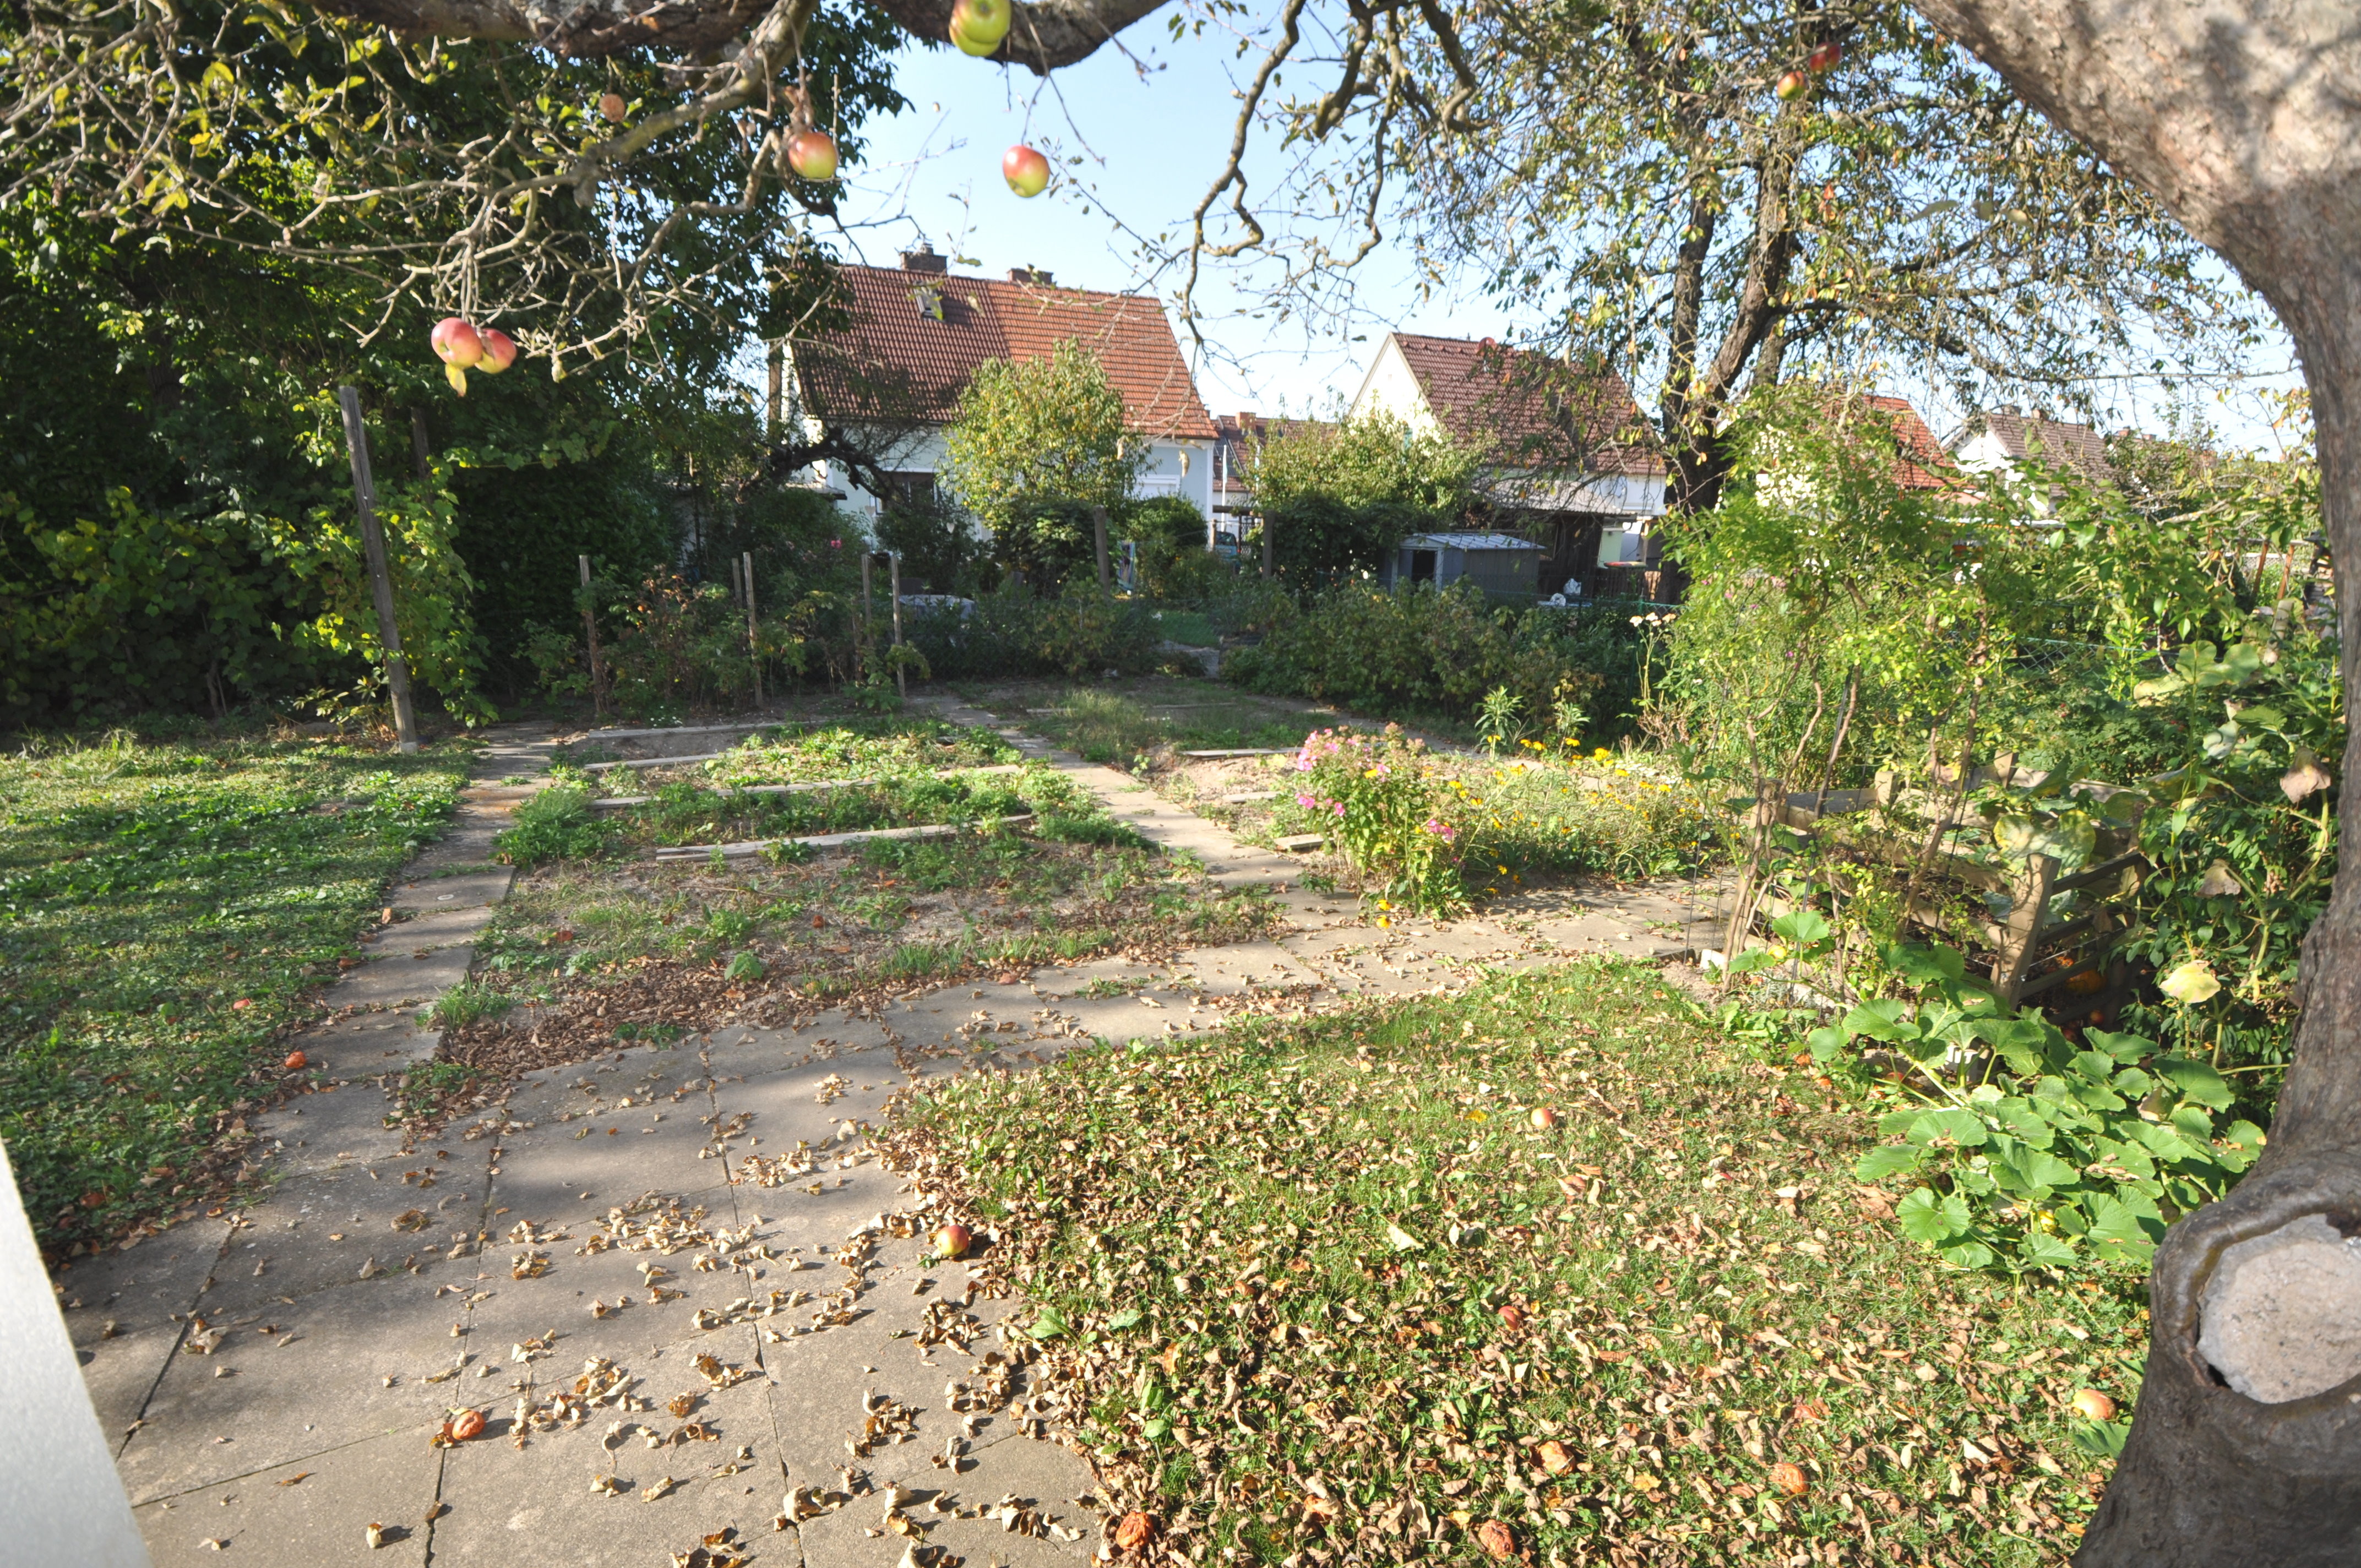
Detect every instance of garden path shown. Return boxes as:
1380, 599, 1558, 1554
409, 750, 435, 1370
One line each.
56, 700, 1724, 1568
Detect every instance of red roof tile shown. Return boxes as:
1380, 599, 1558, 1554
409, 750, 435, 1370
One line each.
1860, 394, 1959, 490
1389, 333, 1664, 477
1959, 409, 2115, 484
793, 264, 1215, 440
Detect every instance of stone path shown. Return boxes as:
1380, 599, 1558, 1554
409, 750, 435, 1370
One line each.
57, 703, 1723, 1567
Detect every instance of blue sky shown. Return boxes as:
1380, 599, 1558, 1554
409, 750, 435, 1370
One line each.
810, 32, 2305, 454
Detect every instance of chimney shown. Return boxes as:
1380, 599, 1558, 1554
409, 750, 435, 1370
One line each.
900, 244, 948, 275
1008, 266, 1052, 285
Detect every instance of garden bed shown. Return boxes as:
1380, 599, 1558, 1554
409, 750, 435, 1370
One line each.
0, 728, 470, 1251
883, 960, 2139, 1567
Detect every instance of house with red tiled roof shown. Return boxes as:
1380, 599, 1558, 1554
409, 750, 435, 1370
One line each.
1947, 407, 2114, 514
1346, 332, 1668, 600
781, 246, 1218, 529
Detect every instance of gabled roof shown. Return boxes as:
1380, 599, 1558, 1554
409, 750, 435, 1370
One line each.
1862, 394, 1957, 491
1955, 409, 2114, 484
791, 264, 1216, 440
1386, 333, 1664, 477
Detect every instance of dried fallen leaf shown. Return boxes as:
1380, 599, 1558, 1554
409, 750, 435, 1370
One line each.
643, 1476, 678, 1502
1535, 1440, 1572, 1475
275, 1472, 311, 1488
365, 1522, 388, 1548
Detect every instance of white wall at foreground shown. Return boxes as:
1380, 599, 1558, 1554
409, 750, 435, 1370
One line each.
0, 1139, 153, 1567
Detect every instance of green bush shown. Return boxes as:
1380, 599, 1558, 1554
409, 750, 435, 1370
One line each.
1226, 580, 1641, 733
493, 782, 612, 867
902, 579, 1164, 680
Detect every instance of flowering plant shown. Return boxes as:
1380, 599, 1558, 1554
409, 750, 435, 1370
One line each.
1284, 725, 1469, 913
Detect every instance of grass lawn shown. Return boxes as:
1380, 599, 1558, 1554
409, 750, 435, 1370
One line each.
975, 683, 1315, 768
887, 960, 2139, 1566
0, 731, 469, 1251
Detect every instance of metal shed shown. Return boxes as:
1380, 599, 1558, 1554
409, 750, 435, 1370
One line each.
1383, 531, 1543, 602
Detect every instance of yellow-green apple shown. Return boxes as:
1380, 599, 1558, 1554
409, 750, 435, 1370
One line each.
1003, 143, 1050, 198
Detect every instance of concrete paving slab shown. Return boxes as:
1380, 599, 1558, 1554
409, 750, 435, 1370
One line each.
117, 1273, 466, 1501
360, 905, 499, 953
58, 1214, 229, 1345
323, 945, 475, 1011
133, 1431, 440, 1565
195, 1163, 493, 1315
249, 1080, 418, 1178
389, 868, 515, 912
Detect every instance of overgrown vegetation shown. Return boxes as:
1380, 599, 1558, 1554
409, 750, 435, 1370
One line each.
889, 961, 2134, 1567
0, 727, 466, 1250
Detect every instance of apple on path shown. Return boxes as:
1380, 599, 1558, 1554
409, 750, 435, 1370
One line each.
475, 328, 516, 374
787, 129, 840, 182
1775, 69, 1810, 101
1003, 143, 1051, 198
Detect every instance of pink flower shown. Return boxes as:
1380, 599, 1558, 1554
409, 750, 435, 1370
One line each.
1333, 803, 1346, 817
1297, 793, 1317, 808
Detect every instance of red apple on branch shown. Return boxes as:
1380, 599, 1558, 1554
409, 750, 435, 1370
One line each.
431, 317, 482, 368
1775, 69, 1810, 101
1003, 143, 1051, 198
476, 328, 516, 374
1807, 42, 1840, 72
787, 129, 840, 181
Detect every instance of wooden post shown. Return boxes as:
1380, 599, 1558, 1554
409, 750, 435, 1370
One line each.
765, 341, 784, 440
743, 550, 762, 706
409, 409, 432, 482
889, 552, 906, 700
336, 386, 420, 754
859, 549, 874, 683
1093, 505, 1112, 596
579, 554, 607, 720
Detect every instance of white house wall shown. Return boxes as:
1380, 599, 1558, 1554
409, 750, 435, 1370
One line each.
1347, 337, 1440, 434
803, 424, 1215, 532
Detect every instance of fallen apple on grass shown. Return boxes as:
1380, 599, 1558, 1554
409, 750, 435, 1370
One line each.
1003, 143, 1051, 198
1529, 1106, 1557, 1130
787, 129, 840, 182
2072, 1388, 2117, 1421
1769, 1460, 1810, 1497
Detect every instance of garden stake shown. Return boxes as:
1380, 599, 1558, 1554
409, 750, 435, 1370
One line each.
744, 551, 762, 705
578, 554, 607, 719
335, 385, 419, 753
859, 549, 873, 683
889, 551, 906, 699
1094, 505, 1112, 596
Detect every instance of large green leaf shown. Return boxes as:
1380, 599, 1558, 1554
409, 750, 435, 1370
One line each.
2153, 1057, 2233, 1110
1887, 943, 1966, 984
2018, 1232, 2078, 1270
1843, 999, 1917, 1041
1855, 1145, 1925, 1180
1898, 1188, 1970, 1243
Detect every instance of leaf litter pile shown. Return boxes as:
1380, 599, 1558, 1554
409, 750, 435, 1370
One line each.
883, 958, 2146, 1566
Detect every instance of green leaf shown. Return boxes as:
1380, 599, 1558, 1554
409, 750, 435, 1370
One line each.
1888, 944, 1966, 984
2086, 1028, 2158, 1064
2085, 1195, 2156, 1264
1771, 909, 1832, 951
1843, 999, 1916, 1041
1106, 1305, 1146, 1332
1855, 1145, 1925, 1180
1726, 944, 1780, 975
1897, 1187, 1968, 1244
2072, 1419, 2131, 1459
1030, 1306, 1070, 1340
2019, 1232, 2079, 1269
1806, 1026, 1848, 1064
1920, 1107, 1988, 1148
1937, 1238, 1998, 1269
2153, 1057, 2233, 1110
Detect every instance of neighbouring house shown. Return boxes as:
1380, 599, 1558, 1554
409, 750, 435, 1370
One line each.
1347, 332, 1667, 600
1947, 407, 2115, 513
1863, 393, 1960, 491
780, 246, 1218, 529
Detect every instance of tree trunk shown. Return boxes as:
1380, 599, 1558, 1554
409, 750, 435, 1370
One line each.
1898, 3, 2361, 1560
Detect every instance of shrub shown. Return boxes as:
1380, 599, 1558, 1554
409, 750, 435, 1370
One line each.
493, 782, 612, 867
902, 579, 1164, 680
1227, 580, 1631, 733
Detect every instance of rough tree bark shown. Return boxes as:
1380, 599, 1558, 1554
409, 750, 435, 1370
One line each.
1900, 3, 2361, 1561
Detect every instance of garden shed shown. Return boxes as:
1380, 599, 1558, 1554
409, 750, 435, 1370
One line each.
1383, 531, 1543, 601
